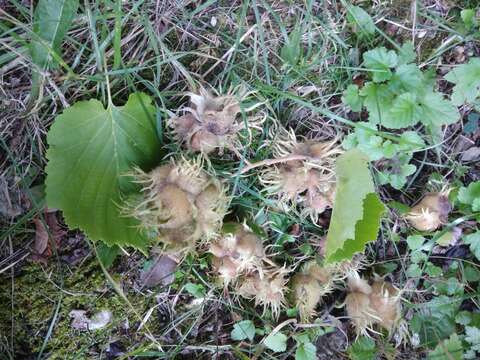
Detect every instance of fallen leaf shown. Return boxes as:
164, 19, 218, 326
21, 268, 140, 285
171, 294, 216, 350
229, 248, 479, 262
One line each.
140, 255, 178, 288
295, 85, 319, 97
88, 310, 113, 330
70, 310, 89, 330
461, 147, 480, 162
32, 209, 66, 259
290, 224, 300, 236
69, 310, 112, 331
33, 218, 49, 254
0, 176, 23, 219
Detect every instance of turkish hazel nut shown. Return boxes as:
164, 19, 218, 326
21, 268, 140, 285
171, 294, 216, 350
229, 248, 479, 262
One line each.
128, 158, 228, 252
169, 88, 262, 154
260, 128, 342, 221
345, 275, 401, 336
236, 266, 289, 319
291, 258, 365, 322
209, 223, 264, 285
406, 193, 451, 231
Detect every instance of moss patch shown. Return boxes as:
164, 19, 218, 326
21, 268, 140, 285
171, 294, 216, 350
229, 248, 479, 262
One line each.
0, 257, 156, 359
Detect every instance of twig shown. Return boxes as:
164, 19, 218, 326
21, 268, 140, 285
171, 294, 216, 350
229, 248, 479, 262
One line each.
238, 155, 310, 174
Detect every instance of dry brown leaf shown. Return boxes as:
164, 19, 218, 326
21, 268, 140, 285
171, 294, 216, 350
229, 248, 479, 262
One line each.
140, 255, 178, 288
33, 218, 49, 254
33, 210, 65, 258
461, 147, 480, 162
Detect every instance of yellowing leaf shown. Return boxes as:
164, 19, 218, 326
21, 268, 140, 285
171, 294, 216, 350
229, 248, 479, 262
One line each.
325, 149, 385, 263
45, 93, 161, 251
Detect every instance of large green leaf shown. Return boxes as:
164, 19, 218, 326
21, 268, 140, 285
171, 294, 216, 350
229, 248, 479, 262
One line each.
45, 93, 161, 251
30, 0, 78, 101
325, 149, 385, 263
444, 58, 480, 106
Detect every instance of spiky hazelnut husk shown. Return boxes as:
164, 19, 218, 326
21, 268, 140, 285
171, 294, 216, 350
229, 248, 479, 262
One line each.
291, 272, 324, 321
260, 128, 342, 221
406, 192, 452, 231
168, 88, 264, 154
236, 266, 289, 318
369, 278, 401, 332
345, 274, 402, 337
209, 223, 264, 285
128, 157, 229, 252
345, 275, 377, 337
291, 259, 365, 322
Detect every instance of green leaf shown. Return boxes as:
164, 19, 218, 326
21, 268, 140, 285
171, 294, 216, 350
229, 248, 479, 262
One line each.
343, 84, 363, 112
280, 27, 302, 66
325, 149, 385, 263
387, 200, 410, 214
461, 9, 477, 30
377, 153, 416, 190
363, 47, 398, 82
411, 250, 428, 264
464, 113, 480, 134
428, 333, 463, 360
343, 122, 385, 161
398, 41, 416, 64
398, 131, 425, 150
406, 263, 422, 277
385, 92, 420, 129
264, 332, 288, 352
346, 6, 375, 37
348, 336, 377, 360
295, 342, 316, 360
31, 0, 78, 69
391, 64, 424, 92
465, 326, 480, 357
445, 58, 480, 105
184, 283, 206, 298
464, 232, 480, 261
360, 82, 395, 124
458, 181, 480, 210
30, 0, 79, 100
406, 235, 425, 251
412, 295, 461, 346
465, 265, 480, 282
419, 92, 460, 127
231, 320, 256, 341
455, 311, 472, 326
96, 243, 120, 268
45, 93, 161, 251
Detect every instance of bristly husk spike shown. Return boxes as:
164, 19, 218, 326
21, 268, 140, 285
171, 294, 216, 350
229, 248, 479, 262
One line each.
259, 126, 342, 222
345, 273, 402, 337
168, 87, 264, 155
209, 223, 264, 286
344, 273, 378, 337
291, 258, 366, 322
405, 192, 452, 232
236, 265, 289, 319
125, 157, 229, 254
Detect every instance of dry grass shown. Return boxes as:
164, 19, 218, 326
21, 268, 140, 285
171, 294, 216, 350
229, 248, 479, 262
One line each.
0, 0, 479, 359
